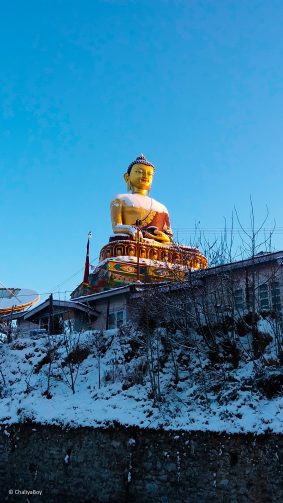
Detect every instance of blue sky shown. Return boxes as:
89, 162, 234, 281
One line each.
1, 0, 283, 301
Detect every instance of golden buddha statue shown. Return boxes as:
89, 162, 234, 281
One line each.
70, 154, 208, 297
111, 154, 173, 244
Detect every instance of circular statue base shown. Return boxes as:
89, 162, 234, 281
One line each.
71, 239, 208, 297
99, 238, 208, 270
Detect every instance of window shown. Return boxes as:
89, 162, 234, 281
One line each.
108, 313, 116, 330
271, 281, 281, 311
259, 284, 269, 310
257, 281, 282, 312
116, 311, 124, 328
246, 285, 255, 309
107, 310, 125, 329
234, 288, 244, 311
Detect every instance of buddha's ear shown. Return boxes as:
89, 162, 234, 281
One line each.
124, 172, 131, 191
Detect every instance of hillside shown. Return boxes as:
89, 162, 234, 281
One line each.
0, 322, 282, 434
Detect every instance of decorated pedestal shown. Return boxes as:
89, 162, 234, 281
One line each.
99, 238, 207, 268
71, 238, 208, 297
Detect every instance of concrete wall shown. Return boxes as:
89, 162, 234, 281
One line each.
1, 424, 282, 503
94, 294, 128, 330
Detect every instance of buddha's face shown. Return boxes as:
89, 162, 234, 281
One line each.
124, 163, 154, 193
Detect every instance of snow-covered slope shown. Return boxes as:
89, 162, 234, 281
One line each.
0, 327, 282, 433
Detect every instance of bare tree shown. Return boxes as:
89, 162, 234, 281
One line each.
60, 330, 89, 394
128, 288, 167, 403
92, 330, 105, 389
234, 199, 280, 357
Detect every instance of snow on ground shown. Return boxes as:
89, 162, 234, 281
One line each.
0, 328, 282, 433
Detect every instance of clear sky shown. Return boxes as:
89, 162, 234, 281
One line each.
1, 0, 283, 301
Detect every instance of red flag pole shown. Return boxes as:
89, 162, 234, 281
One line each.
83, 231, 92, 287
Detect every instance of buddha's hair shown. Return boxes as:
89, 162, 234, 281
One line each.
127, 154, 155, 175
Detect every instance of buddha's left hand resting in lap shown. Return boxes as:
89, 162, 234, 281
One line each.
110, 155, 173, 244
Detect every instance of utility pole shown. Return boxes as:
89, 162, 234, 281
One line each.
7, 306, 14, 343
136, 220, 141, 282
106, 297, 110, 330
48, 294, 54, 335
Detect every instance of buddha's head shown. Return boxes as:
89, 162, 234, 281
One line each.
124, 154, 155, 195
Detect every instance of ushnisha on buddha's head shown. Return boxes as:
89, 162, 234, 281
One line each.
124, 154, 155, 195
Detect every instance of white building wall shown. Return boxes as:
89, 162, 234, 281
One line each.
202, 261, 283, 317
93, 294, 128, 330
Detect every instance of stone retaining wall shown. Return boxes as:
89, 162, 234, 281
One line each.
0, 424, 282, 502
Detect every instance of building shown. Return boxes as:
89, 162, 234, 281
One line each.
3, 251, 283, 337
2, 299, 98, 336
194, 250, 283, 316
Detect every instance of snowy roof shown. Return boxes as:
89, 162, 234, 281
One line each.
199, 250, 283, 277
72, 281, 176, 304
72, 284, 141, 303
1, 299, 98, 320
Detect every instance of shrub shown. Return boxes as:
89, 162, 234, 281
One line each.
61, 346, 90, 367
34, 350, 55, 374
256, 371, 283, 398
252, 331, 273, 358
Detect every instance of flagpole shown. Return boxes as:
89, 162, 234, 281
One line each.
83, 231, 92, 287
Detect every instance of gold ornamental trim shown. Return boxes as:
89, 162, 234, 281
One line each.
99, 239, 208, 270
